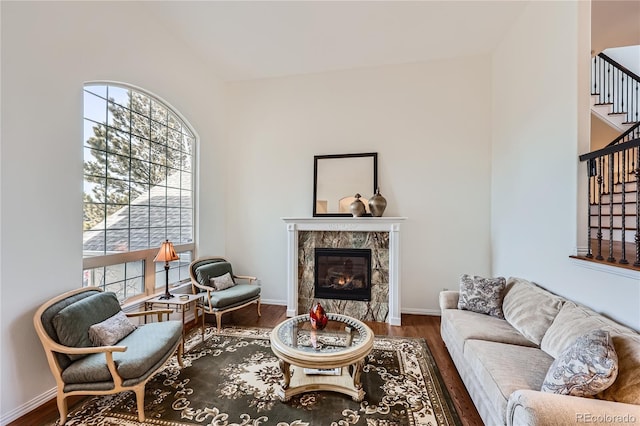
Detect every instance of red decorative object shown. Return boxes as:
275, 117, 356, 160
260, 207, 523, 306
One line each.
309, 302, 328, 330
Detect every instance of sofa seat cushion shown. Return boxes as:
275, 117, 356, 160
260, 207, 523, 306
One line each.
61, 320, 182, 384
463, 339, 554, 424
502, 277, 564, 345
206, 284, 260, 310
441, 309, 539, 350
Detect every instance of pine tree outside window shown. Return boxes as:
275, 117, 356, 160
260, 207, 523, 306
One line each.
82, 82, 195, 302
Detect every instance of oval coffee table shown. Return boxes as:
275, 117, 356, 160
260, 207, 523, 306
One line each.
270, 313, 374, 402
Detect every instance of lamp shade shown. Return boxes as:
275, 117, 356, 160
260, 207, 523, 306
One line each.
154, 240, 180, 263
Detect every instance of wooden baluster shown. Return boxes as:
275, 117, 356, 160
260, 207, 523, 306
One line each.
620, 149, 628, 264
608, 153, 615, 262
596, 156, 604, 260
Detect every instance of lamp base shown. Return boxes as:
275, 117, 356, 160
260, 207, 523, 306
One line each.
158, 292, 174, 300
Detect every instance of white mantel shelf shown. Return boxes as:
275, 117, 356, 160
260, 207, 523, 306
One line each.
282, 217, 407, 230
282, 217, 406, 326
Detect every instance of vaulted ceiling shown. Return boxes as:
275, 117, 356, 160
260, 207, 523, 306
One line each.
143, 1, 528, 81
143, 1, 639, 82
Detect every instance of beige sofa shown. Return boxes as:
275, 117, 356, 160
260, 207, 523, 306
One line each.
439, 277, 640, 426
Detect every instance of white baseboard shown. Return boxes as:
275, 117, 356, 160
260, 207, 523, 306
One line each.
260, 298, 287, 306
401, 307, 441, 316
1, 387, 57, 426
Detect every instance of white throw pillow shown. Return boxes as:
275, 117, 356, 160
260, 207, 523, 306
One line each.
541, 329, 618, 397
88, 310, 137, 346
210, 272, 236, 291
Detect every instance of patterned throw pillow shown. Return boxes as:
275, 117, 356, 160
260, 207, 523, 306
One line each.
88, 310, 137, 346
541, 329, 618, 397
210, 272, 236, 291
457, 274, 506, 319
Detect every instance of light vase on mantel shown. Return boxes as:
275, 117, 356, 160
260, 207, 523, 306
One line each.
368, 188, 387, 217
349, 193, 367, 217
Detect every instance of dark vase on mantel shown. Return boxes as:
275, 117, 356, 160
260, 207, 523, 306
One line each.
368, 188, 387, 217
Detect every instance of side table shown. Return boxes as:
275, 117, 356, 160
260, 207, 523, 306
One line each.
145, 293, 205, 342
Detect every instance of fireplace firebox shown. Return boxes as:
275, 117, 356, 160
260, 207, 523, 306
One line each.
314, 248, 371, 301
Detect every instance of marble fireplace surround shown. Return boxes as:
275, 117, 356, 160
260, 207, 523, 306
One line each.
283, 217, 406, 326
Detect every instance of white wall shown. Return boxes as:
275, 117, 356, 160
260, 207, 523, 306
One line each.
0, 2, 226, 420
491, 1, 640, 330
224, 57, 493, 314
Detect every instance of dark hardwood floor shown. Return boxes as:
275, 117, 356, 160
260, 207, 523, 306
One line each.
11, 305, 483, 426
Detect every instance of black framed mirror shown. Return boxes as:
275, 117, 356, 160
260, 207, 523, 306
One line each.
313, 152, 378, 217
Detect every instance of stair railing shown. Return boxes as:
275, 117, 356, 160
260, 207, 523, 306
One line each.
579, 122, 640, 266
592, 53, 640, 126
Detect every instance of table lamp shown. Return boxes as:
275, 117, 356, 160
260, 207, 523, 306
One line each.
154, 239, 180, 299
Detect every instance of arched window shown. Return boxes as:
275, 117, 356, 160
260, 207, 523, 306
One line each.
82, 82, 195, 301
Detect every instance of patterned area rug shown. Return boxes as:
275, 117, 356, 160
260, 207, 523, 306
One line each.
54, 326, 461, 426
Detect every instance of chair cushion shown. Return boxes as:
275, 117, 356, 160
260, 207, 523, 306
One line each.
40, 289, 103, 369
195, 261, 234, 289
61, 320, 183, 384
52, 292, 122, 361
206, 284, 260, 309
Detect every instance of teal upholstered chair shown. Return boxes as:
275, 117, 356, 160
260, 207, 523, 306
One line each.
33, 287, 183, 425
189, 257, 261, 331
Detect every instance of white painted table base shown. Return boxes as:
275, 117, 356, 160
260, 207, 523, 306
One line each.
278, 360, 366, 402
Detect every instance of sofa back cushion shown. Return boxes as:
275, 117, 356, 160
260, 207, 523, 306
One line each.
502, 277, 564, 346
40, 289, 102, 369
600, 331, 640, 404
52, 291, 122, 361
540, 302, 605, 358
541, 301, 640, 404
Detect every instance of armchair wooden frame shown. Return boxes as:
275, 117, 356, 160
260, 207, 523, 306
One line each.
189, 256, 261, 332
33, 287, 184, 425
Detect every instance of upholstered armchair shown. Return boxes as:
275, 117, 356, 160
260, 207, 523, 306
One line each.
33, 287, 184, 425
189, 257, 261, 331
